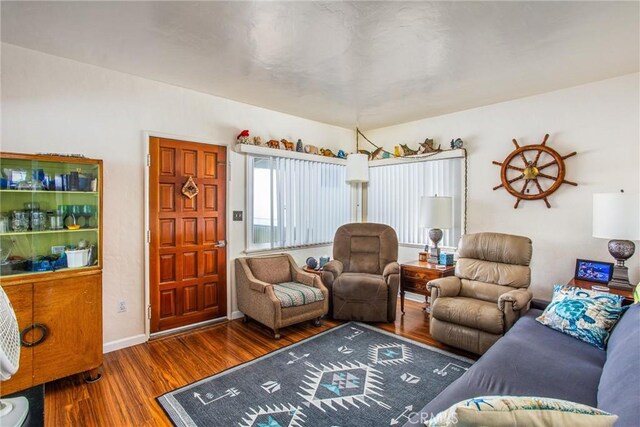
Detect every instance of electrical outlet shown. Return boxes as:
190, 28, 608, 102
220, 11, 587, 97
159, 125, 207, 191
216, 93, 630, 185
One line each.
118, 300, 127, 313
233, 211, 243, 221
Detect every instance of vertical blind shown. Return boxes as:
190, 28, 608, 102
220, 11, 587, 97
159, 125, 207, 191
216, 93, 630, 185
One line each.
247, 155, 350, 250
367, 158, 463, 247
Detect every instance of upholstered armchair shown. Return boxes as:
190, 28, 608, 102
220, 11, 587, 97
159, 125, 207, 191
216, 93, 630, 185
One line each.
235, 253, 328, 339
322, 223, 400, 322
428, 232, 533, 355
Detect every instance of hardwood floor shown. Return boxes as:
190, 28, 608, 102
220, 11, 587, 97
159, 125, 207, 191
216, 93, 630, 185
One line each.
44, 299, 476, 426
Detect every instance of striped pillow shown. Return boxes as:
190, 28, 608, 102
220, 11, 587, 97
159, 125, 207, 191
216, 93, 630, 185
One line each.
273, 282, 324, 308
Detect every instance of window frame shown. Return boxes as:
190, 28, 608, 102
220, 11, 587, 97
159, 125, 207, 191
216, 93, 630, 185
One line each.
245, 153, 351, 253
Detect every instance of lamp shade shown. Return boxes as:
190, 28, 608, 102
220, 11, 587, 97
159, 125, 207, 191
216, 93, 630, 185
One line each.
593, 193, 640, 240
346, 153, 369, 183
419, 196, 453, 229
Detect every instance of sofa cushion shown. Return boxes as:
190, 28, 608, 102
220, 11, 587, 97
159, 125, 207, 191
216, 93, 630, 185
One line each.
536, 285, 627, 349
332, 272, 388, 301
597, 303, 640, 426
427, 395, 617, 427
332, 223, 398, 274
273, 282, 324, 308
457, 259, 531, 289
246, 256, 291, 284
431, 297, 504, 335
417, 310, 606, 424
457, 232, 532, 266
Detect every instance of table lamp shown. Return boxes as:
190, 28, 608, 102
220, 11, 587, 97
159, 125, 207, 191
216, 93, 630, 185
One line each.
419, 196, 453, 263
592, 192, 639, 289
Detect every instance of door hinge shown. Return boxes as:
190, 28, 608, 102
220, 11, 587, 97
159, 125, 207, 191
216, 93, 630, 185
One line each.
147, 305, 152, 320
146, 153, 151, 167
146, 230, 151, 243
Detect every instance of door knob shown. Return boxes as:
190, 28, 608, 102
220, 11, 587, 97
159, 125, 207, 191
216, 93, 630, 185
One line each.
214, 240, 226, 248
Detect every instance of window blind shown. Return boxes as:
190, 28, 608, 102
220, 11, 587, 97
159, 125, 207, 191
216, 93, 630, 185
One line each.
367, 158, 463, 247
247, 155, 350, 250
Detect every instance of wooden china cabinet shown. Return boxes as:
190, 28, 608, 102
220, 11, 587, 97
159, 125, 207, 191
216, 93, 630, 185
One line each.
0, 152, 103, 396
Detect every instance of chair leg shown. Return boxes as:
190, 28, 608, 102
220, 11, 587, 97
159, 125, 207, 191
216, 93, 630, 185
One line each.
313, 317, 322, 327
242, 315, 249, 323
274, 328, 281, 340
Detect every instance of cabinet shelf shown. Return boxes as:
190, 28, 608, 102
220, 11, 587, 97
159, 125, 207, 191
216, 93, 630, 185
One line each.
0, 190, 99, 195
0, 228, 98, 237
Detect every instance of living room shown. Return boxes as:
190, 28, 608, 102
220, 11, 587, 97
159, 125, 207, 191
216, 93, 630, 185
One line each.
0, 1, 638, 426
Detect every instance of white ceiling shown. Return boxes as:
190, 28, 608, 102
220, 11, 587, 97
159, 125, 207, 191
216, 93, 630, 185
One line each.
2, 1, 638, 129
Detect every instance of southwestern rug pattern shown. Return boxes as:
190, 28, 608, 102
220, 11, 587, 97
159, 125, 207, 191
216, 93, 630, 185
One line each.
157, 322, 473, 427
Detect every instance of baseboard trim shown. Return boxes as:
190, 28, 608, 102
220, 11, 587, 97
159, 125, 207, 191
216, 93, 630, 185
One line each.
103, 334, 147, 354
230, 310, 244, 320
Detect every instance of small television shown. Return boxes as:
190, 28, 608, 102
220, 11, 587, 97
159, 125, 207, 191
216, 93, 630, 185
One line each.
574, 259, 614, 284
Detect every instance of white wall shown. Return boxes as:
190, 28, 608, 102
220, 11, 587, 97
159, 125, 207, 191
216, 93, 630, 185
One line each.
2, 43, 637, 349
366, 73, 640, 298
0, 44, 351, 346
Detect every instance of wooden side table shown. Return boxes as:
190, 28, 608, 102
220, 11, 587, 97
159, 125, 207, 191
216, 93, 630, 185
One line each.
400, 260, 455, 313
567, 278, 634, 306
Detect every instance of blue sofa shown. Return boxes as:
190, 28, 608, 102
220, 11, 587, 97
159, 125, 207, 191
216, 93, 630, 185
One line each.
405, 303, 640, 426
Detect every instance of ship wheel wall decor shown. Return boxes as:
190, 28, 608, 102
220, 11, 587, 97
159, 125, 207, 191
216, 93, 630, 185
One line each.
493, 133, 577, 208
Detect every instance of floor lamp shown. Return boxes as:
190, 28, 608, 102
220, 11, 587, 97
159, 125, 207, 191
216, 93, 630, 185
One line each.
346, 153, 369, 221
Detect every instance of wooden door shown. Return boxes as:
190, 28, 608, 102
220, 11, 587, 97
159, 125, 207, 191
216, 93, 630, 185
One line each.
149, 137, 227, 333
32, 273, 102, 384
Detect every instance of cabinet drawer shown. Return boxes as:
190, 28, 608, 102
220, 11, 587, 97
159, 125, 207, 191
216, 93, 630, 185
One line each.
402, 279, 429, 293
401, 268, 442, 282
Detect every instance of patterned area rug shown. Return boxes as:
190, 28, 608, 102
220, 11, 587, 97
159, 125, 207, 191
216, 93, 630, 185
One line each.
157, 322, 473, 427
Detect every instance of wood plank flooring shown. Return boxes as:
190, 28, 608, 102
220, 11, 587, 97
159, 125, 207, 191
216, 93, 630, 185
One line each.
44, 299, 476, 426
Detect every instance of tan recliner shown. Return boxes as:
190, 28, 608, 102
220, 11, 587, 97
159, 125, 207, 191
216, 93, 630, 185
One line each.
322, 223, 400, 322
235, 254, 329, 339
428, 232, 533, 354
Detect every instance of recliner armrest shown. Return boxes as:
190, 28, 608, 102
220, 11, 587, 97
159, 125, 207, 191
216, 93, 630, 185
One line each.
498, 289, 533, 312
428, 276, 462, 300
323, 260, 343, 277
382, 262, 399, 283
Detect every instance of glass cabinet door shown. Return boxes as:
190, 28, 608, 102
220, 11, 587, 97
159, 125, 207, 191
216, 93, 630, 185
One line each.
0, 154, 102, 278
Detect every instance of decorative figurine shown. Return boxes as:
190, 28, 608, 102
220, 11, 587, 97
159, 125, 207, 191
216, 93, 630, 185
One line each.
450, 138, 464, 149
320, 148, 336, 157
281, 139, 294, 151
304, 145, 319, 155
266, 139, 281, 149
253, 136, 263, 146
296, 139, 304, 152
418, 138, 441, 154
394, 146, 401, 157
382, 151, 391, 159
369, 147, 383, 160
336, 149, 347, 159
399, 144, 418, 156
236, 130, 250, 144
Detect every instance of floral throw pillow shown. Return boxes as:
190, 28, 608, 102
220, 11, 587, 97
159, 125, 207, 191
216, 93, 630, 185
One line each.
536, 285, 627, 349
426, 395, 617, 427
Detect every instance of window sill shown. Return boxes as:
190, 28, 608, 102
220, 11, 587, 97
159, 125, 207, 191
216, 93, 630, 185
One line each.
244, 242, 333, 255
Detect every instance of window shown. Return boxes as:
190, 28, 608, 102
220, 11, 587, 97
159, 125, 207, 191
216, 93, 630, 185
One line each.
247, 155, 350, 251
367, 157, 464, 247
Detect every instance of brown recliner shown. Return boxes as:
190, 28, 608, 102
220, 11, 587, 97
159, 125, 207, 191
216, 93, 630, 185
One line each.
322, 223, 400, 322
428, 232, 533, 355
